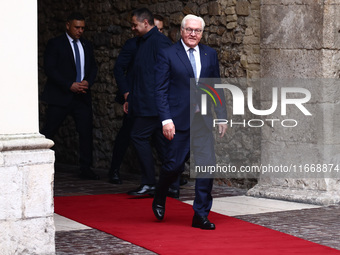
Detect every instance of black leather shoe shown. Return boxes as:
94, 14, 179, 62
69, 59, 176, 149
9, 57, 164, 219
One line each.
167, 188, 179, 198
152, 201, 165, 220
127, 185, 155, 196
192, 215, 215, 230
109, 169, 122, 184
79, 169, 100, 180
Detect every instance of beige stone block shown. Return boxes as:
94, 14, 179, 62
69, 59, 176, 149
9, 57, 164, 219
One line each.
199, 3, 209, 15
0, 217, 55, 255
169, 12, 184, 26
258, 78, 322, 103
260, 141, 324, 178
218, 16, 228, 26
209, 25, 219, 34
226, 21, 237, 29
248, 70, 260, 79
225, 7, 236, 15
261, 49, 323, 78
243, 35, 259, 45
321, 48, 340, 78
217, 27, 226, 36
166, 1, 185, 13
226, 0, 237, 7
262, 0, 323, 4
236, 0, 250, 16
324, 0, 340, 4
321, 103, 340, 145
209, 2, 221, 15
235, 33, 243, 44
23, 164, 54, 218
247, 54, 260, 64
183, 2, 199, 15
245, 17, 259, 30
260, 103, 319, 144
227, 14, 238, 22
240, 55, 248, 68
247, 184, 340, 205
261, 4, 323, 49
315, 77, 340, 103
250, 0, 260, 10
247, 64, 260, 71
2, 150, 54, 167
250, 10, 260, 20
320, 5, 340, 49
0, 166, 23, 220
244, 45, 260, 55
245, 27, 253, 36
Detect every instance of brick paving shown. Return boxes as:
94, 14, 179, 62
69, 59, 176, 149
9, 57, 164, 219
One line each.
56, 229, 156, 255
54, 164, 340, 254
236, 206, 340, 250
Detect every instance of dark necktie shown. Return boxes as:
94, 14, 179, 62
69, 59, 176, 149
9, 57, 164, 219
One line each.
73, 40, 81, 82
189, 48, 197, 79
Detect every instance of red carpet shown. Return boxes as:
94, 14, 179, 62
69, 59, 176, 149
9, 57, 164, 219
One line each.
54, 194, 340, 255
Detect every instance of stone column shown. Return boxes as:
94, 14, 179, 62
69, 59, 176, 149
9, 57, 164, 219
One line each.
0, 0, 56, 254
247, 0, 340, 205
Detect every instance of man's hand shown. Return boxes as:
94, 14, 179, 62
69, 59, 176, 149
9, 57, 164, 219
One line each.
70, 80, 89, 94
80, 80, 89, 88
163, 122, 176, 141
218, 124, 228, 138
123, 102, 129, 114
124, 92, 129, 101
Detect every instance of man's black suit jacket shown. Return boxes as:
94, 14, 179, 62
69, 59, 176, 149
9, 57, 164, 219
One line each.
42, 33, 97, 106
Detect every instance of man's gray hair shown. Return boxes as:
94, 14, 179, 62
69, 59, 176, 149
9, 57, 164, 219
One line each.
181, 14, 205, 30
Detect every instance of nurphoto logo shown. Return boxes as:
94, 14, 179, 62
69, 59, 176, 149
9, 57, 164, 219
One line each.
199, 82, 312, 128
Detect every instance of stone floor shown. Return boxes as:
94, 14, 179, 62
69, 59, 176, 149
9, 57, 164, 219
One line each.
54, 164, 340, 254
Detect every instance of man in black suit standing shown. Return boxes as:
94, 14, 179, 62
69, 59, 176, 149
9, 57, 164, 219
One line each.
108, 14, 164, 185
152, 14, 228, 229
110, 14, 181, 198
125, 8, 173, 196
41, 12, 99, 180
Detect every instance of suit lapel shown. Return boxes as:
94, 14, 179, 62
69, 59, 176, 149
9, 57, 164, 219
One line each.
198, 44, 208, 78
63, 34, 76, 66
175, 42, 209, 78
80, 39, 87, 72
175, 41, 195, 77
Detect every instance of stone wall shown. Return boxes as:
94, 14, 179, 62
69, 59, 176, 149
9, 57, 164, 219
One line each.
38, 0, 260, 188
247, 0, 340, 205
0, 135, 55, 254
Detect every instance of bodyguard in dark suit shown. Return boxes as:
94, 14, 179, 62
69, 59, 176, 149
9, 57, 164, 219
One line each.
152, 14, 228, 229
41, 12, 99, 180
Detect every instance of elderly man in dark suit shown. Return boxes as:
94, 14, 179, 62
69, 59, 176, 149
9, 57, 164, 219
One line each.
152, 14, 228, 229
41, 12, 99, 180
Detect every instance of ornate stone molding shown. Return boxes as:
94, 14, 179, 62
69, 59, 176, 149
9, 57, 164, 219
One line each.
0, 133, 54, 152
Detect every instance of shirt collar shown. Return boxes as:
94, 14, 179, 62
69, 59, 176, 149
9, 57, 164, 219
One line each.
181, 39, 199, 52
66, 32, 78, 43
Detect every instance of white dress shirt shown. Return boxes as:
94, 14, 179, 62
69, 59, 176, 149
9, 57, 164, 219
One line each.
181, 39, 201, 80
66, 33, 85, 81
162, 41, 202, 126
